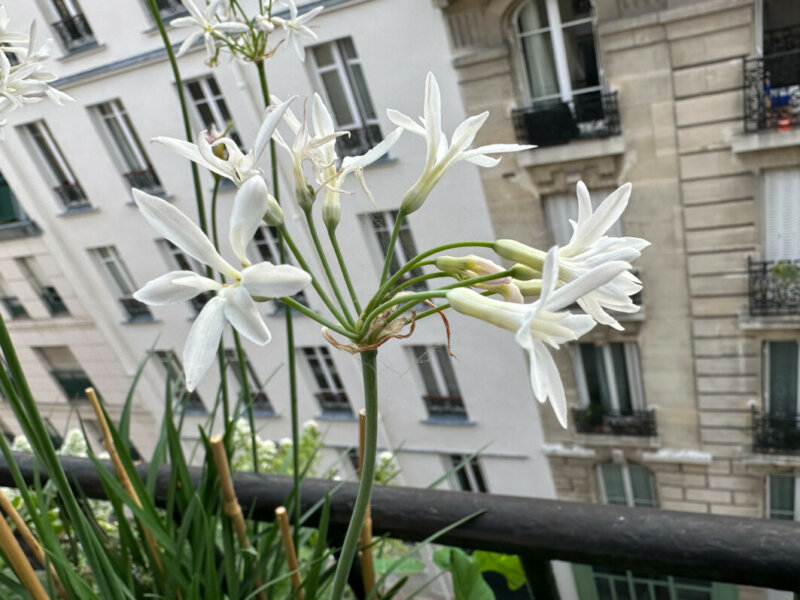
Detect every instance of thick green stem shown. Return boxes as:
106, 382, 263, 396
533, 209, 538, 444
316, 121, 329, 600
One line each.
329, 349, 379, 600
328, 225, 362, 314
304, 210, 355, 327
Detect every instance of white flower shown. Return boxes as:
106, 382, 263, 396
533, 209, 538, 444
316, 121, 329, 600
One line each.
387, 72, 533, 213
172, 0, 249, 62
132, 182, 311, 391
495, 182, 649, 330
271, 0, 323, 62
153, 97, 294, 187
435, 254, 523, 303
447, 247, 629, 427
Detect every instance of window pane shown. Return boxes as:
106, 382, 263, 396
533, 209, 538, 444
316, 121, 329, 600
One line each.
628, 465, 656, 508
312, 44, 335, 67
610, 343, 633, 414
580, 344, 612, 413
520, 32, 559, 99
339, 37, 357, 59
558, 0, 592, 22
600, 463, 627, 505
413, 347, 440, 396
769, 474, 795, 519
518, 0, 549, 32
102, 112, 140, 170
769, 341, 798, 416
614, 579, 632, 600
562, 21, 599, 92
435, 346, 461, 398
347, 63, 377, 120
321, 71, 355, 126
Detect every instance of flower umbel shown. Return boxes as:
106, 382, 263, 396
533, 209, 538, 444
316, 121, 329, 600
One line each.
132, 184, 311, 391
270, 0, 324, 62
172, 0, 249, 64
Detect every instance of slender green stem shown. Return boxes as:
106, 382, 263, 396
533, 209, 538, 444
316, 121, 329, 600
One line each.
279, 297, 360, 340
232, 330, 258, 472
278, 224, 350, 327
379, 208, 405, 284
304, 210, 355, 327
329, 349, 379, 600
210, 177, 222, 251
358, 290, 449, 340
328, 225, 362, 314
386, 289, 495, 326
216, 342, 230, 436
389, 272, 452, 295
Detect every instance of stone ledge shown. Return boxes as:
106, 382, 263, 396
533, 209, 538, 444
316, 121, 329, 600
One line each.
738, 311, 800, 331
515, 135, 625, 168
732, 128, 800, 154
542, 443, 596, 458
641, 448, 713, 465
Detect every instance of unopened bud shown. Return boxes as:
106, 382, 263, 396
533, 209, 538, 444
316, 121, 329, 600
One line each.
263, 193, 284, 226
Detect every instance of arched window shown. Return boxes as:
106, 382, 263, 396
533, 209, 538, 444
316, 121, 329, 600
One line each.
597, 462, 656, 508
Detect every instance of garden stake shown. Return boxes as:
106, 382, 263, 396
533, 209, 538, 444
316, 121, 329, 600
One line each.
275, 506, 304, 599
0, 489, 66, 599
209, 435, 268, 600
86, 387, 164, 575
358, 410, 376, 596
0, 502, 49, 600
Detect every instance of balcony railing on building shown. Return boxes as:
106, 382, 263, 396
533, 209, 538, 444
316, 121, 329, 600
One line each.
53, 182, 88, 209
336, 124, 383, 158
743, 50, 800, 133
423, 394, 468, 421
512, 90, 621, 147
119, 297, 153, 323
747, 257, 800, 316
751, 407, 800, 454
573, 407, 657, 437
316, 391, 352, 416
123, 168, 162, 194
40, 286, 69, 316
51, 13, 95, 51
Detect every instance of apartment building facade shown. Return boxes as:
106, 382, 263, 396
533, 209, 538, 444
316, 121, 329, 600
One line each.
434, 0, 800, 598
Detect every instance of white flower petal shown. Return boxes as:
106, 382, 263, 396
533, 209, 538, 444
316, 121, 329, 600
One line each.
423, 72, 442, 170
548, 260, 630, 311
132, 189, 239, 279
183, 296, 226, 392
386, 109, 426, 136
530, 340, 567, 428
222, 287, 271, 345
134, 271, 219, 305
153, 136, 230, 180
240, 262, 312, 298
450, 112, 489, 153
573, 183, 631, 248
230, 177, 269, 266
254, 97, 296, 161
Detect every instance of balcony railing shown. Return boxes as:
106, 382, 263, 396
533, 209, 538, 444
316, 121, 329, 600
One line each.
1, 296, 27, 319
52, 182, 88, 208
51, 13, 95, 51
336, 124, 384, 158
50, 369, 92, 402
752, 407, 800, 454
423, 394, 469, 420
119, 297, 153, 323
743, 50, 800, 133
573, 407, 657, 436
123, 168, 162, 194
40, 286, 69, 316
747, 257, 800, 316
315, 391, 353, 416
512, 90, 621, 147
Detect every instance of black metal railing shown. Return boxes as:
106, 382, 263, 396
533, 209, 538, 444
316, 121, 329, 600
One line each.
743, 50, 800, 133
119, 297, 153, 323
423, 394, 469, 420
51, 13, 95, 51
573, 407, 657, 436
40, 286, 69, 316
2, 452, 799, 595
50, 369, 92, 402
52, 182, 88, 208
123, 168, 162, 193
1, 296, 27, 319
336, 124, 384, 158
315, 391, 353, 415
747, 256, 800, 316
752, 407, 800, 454
512, 90, 621, 147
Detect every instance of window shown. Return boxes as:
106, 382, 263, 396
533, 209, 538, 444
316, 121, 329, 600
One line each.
224, 348, 274, 416
302, 347, 352, 416
573, 342, 645, 417
160, 240, 212, 314
768, 473, 799, 520
155, 350, 206, 413
762, 169, 800, 262
34, 346, 95, 402
185, 76, 242, 147
0, 274, 27, 320
0, 172, 29, 225
16, 257, 69, 316
89, 246, 152, 322
22, 121, 88, 210
763, 341, 800, 418
448, 454, 488, 493
151, 0, 189, 20
92, 100, 162, 194
412, 345, 468, 420
763, 0, 800, 56
48, 0, 95, 51
310, 38, 382, 157
598, 463, 656, 508
250, 225, 308, 307
368, 211, 426, 291
544, 189, 622, 247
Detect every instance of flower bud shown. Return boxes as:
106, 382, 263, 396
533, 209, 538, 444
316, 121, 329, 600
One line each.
322, 188, 341, 229
400, 177, 433, 214
295, 183, 315, 212
263, 193, 284, 226
493, 239, 547, 271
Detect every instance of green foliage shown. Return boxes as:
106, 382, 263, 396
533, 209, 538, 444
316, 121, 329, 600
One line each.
770, 260, 800, 284
434, 547, 527, 597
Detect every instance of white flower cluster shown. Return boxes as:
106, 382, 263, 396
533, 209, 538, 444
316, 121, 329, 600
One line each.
0, 7, 72, 137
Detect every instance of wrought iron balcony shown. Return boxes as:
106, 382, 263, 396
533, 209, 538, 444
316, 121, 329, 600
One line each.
123, 167, 162, 194
423, 394, 469, 420
747, 257, 800, 316
573, 407, 657, 437
119, 297, 153, 323
743, 50, 800, 133
40, 286, 69, 316
51, 13, 95, 51
315, 391, 353, 416
52, 182, 88, 208
512, 90, 621, 147
336, 124, 384, 158
1, 296, 27, 319
752, 407, 800, 454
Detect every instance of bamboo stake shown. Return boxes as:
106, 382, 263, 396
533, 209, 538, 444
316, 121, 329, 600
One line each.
209, 435, 268, 600
358, 409, 376, 596
86, 388, 164, 574
0, 489, 66, 599
0, 503, 49, 600
275, 506, 304, 599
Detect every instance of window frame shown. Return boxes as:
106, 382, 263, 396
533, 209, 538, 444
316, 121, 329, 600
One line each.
89, 246, 152, 322
767, 472, 800, 521
366, 210, 426, 291
34, 345, 95, 403
302, 346, 352, 416
184, 75, 241, 147
597, 462, 657, 508
154, 349, 206, 414
762, 340, 800, 415
224, 348, 275, 416
572, 342, 645, 414
412, 345, 469, 420
16, 256, 70, 316
447, 454, 488, 493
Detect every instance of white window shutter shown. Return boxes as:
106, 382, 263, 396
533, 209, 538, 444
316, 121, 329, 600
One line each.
763, 168, 800, 262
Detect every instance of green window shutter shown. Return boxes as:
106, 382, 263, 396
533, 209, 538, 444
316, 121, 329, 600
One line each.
572, 564, 599, 600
